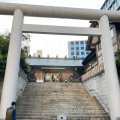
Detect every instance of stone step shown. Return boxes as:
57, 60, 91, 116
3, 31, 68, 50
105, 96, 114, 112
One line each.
16, 104, 102, 107
17, 99, 98, 102
17, 99, 99, 103
16, 115, 109, 119
16, 104, 101, 107
24, 90, 90, 92
21, 94, 89, 96
18, 98, 93, 101
16, 108, 105, 111
16, 102, 101, 105
17, 118, 110, 120
24, 89, 86, 91
20, 93, 90, 95
16, 102, 99, 105
16, 108, 104, 111
16, 83, 110, 120
16, 110, 106, 113
26, 82, 83, 85
19, 97, 93, 99
17, 112, 107, 116
18, 97, 93, 100
16, 112, 107, 115
16, 106, 102, 109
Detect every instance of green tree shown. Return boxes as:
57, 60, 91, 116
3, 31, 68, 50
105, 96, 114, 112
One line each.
0, 36, 9, 77
3, 31, 31, 42
20, 49, 30, 74
115, 49, 120, 77
0, 34, 30, 78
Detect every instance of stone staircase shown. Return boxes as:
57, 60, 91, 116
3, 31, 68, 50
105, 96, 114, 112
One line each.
16, 82, 110, 120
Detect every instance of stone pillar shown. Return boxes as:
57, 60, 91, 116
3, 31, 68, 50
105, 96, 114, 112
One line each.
0, 9, 23, 118
99, 15, 120, 120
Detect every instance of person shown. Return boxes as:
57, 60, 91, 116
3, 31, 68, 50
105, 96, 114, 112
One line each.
51, 74, 55, 82
6, 101, 16, 120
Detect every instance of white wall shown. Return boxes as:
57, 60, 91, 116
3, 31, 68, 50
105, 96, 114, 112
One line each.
82, 72, 109, 114
0, 67, 28, 105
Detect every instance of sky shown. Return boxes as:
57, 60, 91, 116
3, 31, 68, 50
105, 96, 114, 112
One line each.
0, 0, 105, 57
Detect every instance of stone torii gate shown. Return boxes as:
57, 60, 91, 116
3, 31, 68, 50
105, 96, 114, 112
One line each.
0, 2, 120, 120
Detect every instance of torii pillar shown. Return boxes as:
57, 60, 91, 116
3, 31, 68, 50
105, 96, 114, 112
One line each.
99, 15, 120, 120
0, 9, 24, 118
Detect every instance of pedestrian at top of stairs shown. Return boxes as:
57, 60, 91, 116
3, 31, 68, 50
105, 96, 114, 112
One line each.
51, 74, 55, 82
6, 101, 16, 120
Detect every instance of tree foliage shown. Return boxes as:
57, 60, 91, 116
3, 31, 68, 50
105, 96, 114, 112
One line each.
0, 36, 9, 77
115, 49, 120, 77
0, 35, 30, 78
20, 49, 30, 74
3, 31, 31, 42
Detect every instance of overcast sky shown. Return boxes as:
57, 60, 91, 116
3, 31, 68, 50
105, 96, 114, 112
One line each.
0, 0, 105, 57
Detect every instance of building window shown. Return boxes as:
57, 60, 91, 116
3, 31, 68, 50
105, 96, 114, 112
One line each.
77, 55, 80, 58
81, 54, 85, 58
117, 6, 120, 11
116, 0, 120, 8
86, 52, 89, 55
71, 52, 74, 55
106, 0, 109, 7
109, 0, 112, 3
105, 2, 107, 8
81, 47, 84, 50
71, 47, 74, 50
81, 52, 84, 55
76, 47, 79, 50
113, 1, 118, 10
102, 5, 105, 10
80, 44, 84, 47
76, 52, 79, 55
108, 0, 110, 4
71, 42, 74, 45
110, 27, 114, 38
80, 41, 84, 44
109, 6, 112, 10
75, 41, 79, 44
111, 4, 114, 10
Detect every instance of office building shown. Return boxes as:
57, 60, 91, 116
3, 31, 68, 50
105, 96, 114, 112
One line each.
68, 40, 90, 59
101, 0, 120, 11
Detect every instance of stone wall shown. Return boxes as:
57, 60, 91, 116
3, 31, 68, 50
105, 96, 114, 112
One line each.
0, 67, 28, 102
16, 67, 28, 100
82, 72, 109, 114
